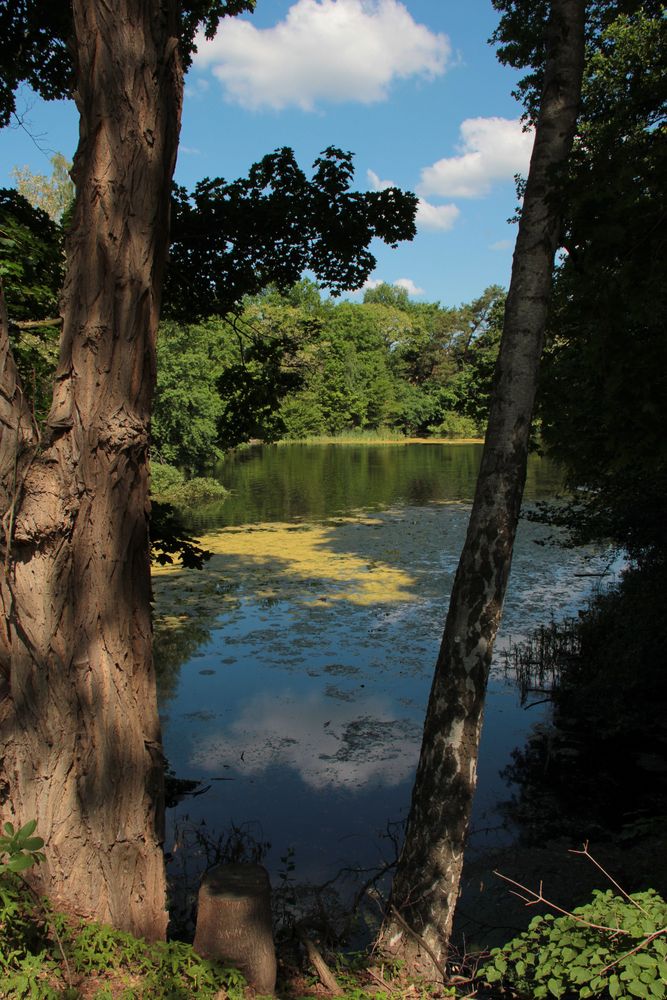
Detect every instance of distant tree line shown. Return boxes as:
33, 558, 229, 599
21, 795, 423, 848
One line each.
152, 280, 505, 474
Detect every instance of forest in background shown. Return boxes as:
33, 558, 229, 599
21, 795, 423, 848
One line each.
152, 280, 504, 471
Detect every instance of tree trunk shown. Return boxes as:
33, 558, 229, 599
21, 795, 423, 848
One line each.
0, 0, 182, 939
378, 0, 585, 975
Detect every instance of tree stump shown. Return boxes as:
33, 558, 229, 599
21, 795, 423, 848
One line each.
193, 863, 276, 995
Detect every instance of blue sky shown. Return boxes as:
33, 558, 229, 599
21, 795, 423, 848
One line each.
0, 0, 532, 308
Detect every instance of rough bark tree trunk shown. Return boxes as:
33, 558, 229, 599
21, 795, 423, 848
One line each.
0, 0, 182, 938
378, 0, 585, 975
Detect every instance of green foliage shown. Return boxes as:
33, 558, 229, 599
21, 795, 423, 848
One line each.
0, 820, 46, 877
428, 411, 480, 440
270, 283, 503, 441
164, 477, 229, 507
52, 916, 248, 998
0, 823, 247, 998
11, 154, 74, 223
150, 462, 186, 497
150, 501, 212, 570
0, 189, 63, 321
165, 146, 416, 322
215, 297, 313, 448
0, 1, 256, 126
151, 462, 228, 508
0, 822, 60, 999
481, 889, 667, 999
494, 2, 667, 567
153, 320, 228, 474
362, 281, 411, 310
0, 187, 63, 421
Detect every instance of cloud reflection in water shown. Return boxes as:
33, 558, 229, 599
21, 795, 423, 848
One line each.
190, 689, 421, 791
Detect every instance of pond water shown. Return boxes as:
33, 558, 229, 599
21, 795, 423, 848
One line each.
153, 443, 611, 917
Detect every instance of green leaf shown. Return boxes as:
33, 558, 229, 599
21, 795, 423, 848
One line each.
16, 819, 37, 840
3, 822, 15, 836
21, 837, 44, 852
634, 954, 658, 969
570, 966, 594, 984
547, 978, 565, 998
628, 981, 650, 999
6, 854, 36, 872
609, 974, 623, 998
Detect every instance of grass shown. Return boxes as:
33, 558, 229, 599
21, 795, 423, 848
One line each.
278, 430, 483, 446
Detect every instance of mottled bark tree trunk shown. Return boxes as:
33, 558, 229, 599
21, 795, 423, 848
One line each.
378, 0, 585, 974
0, 0, 182, 938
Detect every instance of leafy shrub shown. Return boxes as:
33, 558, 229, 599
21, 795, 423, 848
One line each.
427, 410, 480, 439
151, 463, 228, 508
166, 476, 229, 507
0, 821, 247, 998
481, 888, 667, 999
151, 461, 185, 496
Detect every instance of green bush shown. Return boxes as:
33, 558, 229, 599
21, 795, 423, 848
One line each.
0, 821, 247, 998
165, 476, 229, 507
481, 888, 667, 999
150, 463, 228, 508
151, 461, 185, 496
427, 410, 480, 439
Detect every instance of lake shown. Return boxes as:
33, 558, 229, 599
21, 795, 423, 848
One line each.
153, 442, 612, 932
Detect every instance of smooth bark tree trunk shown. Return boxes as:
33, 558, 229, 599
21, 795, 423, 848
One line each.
0, 0, 182, 938
378, 0, 585, 974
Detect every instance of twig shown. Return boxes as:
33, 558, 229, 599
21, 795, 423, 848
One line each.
366, 966, 392, 994
387, 903, 448, 981
598, 926, 667, 975
18, 875, 74, 990
493, 871, 630, 935
568, 841, 650, 916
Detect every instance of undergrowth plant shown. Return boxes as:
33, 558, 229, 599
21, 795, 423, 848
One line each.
482, 885, 667, 999
0, 820, 248, 999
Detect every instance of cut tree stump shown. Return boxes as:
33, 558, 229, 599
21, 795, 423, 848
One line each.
193, 863, 276, 995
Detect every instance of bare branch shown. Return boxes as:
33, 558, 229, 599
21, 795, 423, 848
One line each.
598, 926, 667, 976
493, 871, 631, 936
12, 318, 63, 330
568, 842, 651, 916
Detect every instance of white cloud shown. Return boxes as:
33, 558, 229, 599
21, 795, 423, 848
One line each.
184, 77, 210, 99
367, 168, 395, 191
489, 238, 513, 251
419, 117, 535, 199
415, 199, 459, 231
179, 146, 201, 156
367, 169, 459, 232
394, 278, 424, 296
193, 0, 451, 111
360, 277, 424, 297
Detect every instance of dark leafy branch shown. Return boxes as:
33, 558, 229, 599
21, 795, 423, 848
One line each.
165, 146, 417, 322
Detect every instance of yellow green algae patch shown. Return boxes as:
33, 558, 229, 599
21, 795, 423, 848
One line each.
152, 516, 417, 608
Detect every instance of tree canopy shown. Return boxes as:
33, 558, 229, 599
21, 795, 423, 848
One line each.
0, 0, 256, 126
165, 147, 417, 321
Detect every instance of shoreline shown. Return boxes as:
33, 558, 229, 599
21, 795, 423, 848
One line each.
273, 435, 485, 446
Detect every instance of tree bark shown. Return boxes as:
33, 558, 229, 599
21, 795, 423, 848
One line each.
378, 0, 585, 975
0, 0, 182, 939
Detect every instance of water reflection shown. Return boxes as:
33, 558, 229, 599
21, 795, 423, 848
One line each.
191, 688, 422, 791
154, 445, 607, 892
183, 443, 564, 531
